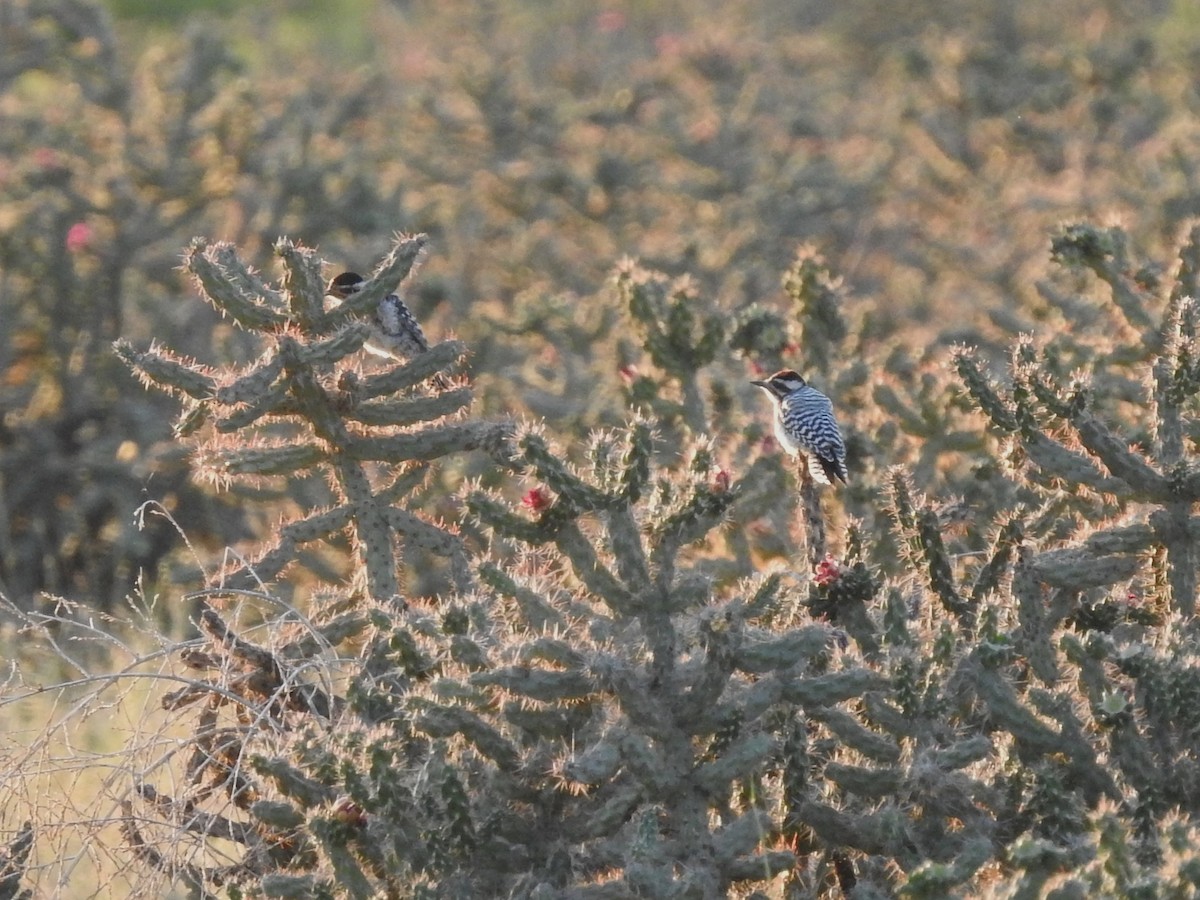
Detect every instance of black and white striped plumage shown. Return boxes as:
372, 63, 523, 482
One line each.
326, 271, 430, 361
751, 369, 848, 485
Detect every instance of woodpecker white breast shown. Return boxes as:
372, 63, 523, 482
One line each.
325, 271, 430, 360
751, 369, 848, 485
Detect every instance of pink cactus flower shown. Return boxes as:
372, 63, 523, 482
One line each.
66, 222, 93, 253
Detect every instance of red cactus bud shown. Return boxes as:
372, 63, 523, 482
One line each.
522, 487, 551, 512
814, 555, 841, 586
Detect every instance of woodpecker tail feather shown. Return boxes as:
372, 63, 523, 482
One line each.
816, 452, 848, 485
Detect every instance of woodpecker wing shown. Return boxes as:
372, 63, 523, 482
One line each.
368, 293, 431, 359
781, 387, 848, 484
377, 294, 429, 350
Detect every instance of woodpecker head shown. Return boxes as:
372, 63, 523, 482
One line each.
326, 271, 366, 300
750, 369, 807, 399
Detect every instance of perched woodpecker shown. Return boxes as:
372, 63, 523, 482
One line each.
326, 271, 431, 361
751, 369, 848, 485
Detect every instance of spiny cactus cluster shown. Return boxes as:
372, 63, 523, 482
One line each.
104, 235, 516, 893
117, 235, 502, 607
209, 221, 1200, 897
12, 8, 1200, 894
0, 1, 413, 612
8, 0, 1200, 616
68, 222, 1200, 900
6, 219, 1170, 899
616, 261, 725, 434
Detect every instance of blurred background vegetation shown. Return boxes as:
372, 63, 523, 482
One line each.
7, 0, 1200, 893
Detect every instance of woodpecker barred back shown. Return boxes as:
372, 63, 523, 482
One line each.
751, 369, 848, 485
326, 271, 431, 361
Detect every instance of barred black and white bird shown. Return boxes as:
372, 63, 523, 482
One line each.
326, 271, 431, 361
751, 369, 848, 485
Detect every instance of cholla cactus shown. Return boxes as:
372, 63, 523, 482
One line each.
454, 420, 878, 894
110, 234, 516, 891
100, 222, 1200, 899
615, 260, 725, 432
921, 221, 1200, 894
954, 222, 1200, 618
116, 234, 497, 605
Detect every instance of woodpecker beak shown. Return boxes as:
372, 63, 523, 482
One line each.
749, 379, 768, 388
